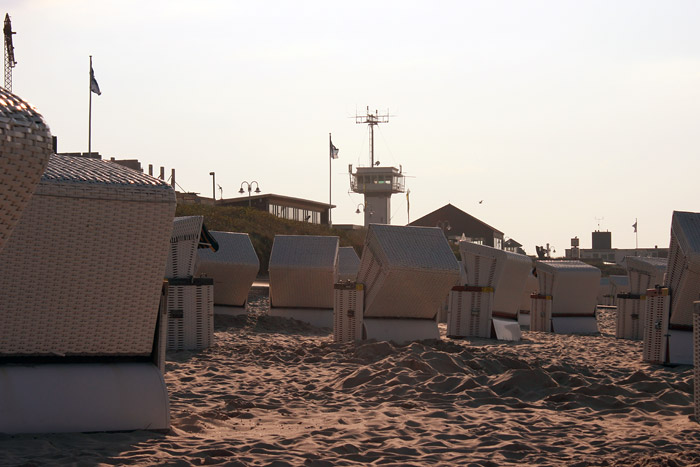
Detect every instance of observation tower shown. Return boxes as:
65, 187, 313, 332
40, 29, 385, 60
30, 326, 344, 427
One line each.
349, 107, 405, 226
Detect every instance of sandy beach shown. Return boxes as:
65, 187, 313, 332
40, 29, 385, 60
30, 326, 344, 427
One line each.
1, 289, 698, 466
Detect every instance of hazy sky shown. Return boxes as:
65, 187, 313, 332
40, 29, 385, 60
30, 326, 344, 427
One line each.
6, 0, 699, 254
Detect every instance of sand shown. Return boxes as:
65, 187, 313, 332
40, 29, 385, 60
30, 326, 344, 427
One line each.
1, 290, 698, 466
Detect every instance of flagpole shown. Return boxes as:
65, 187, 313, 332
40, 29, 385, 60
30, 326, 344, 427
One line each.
329, 132, 332, 228
88, 55, 92, 155
635, 218, 638, 251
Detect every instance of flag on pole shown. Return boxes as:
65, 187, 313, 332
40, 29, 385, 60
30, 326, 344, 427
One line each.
90, 66, 101, 95
632, 220, 638, 233
330, 137, 339, 159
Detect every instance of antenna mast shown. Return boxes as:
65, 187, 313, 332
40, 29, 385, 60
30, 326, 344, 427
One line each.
3, 13, 16, 92
355, 106, 389, 166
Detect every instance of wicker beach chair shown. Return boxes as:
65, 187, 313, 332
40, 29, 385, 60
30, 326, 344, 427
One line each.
269, 235, 339, 328
165, 216, 214, 351
518, 270, 539, 327
0, 154, 175, 433
644, 211, 700, 365
354, 224, 460, 343
533, 260, 601, 334
0, 88, 52, 254
448, 241, 532, 340
337, 246, 361, 282
195, 231, 260, 314
616, 257, 667, 340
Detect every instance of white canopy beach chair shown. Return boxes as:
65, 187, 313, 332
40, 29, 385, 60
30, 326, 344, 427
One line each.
0, 88, 52, 253
269, 235, 339, 328
645, 211, 700, 365
353, 224, 460, 343
616, 256, 667, 340
533, 260, 601, 334
448, 241, 532, 340
337, 246, 361, 282
626, 256, 667, 295
165, 216, 214, 351
518, 270, 539, 327
0, 154, 175, 433
195, 230, 260, 315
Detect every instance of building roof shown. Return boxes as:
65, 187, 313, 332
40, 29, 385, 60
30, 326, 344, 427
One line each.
408, 203, 504, 237
504, 238, 523, 248
219, 193, 334, 210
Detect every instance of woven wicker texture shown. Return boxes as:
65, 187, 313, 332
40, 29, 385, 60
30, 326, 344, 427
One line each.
643, 290, 670, 364
0, 88, 52, 253
195, 231, 259, 307
166, 216, 203, 279
535, 260, 601, 317
666, 211, 700, 326
447, 289, 492, 338
626, 256, 667, 295
616, 297, 645, 340
269, 235, 339, 308
0, 155, 176, 356
357, 225, 460, 320
333, 284, 364, 343
166, 283, 214, 351
337, 246, 361, 282
459, 241, 533, 320
694, 303, 700, 421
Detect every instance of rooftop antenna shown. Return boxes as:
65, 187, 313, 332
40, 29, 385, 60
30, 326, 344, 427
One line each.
3, 13, 17, 92
595, 216, 604, 230
355, 106, 389, 166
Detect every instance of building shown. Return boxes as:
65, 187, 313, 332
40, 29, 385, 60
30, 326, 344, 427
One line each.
565, 230, 668, 264
504, 238, 527, 255
214, 193, 333, 225
408, 203, 505, 248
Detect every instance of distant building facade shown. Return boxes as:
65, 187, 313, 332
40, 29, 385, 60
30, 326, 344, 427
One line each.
408, 203, 505, 248
214, 193, 332, 225
565, 229, 668, 264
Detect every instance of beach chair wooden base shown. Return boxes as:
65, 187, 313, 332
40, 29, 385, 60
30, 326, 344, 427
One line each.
551, 316, 598, 334
643, 288, 670, 364
447, 287, 493, 339
616, 296, 646, 340
0, 363, 170, 434
268, 307, 334, 329
214, 304, 249, 316
530, 295, 552, 332
363, 318, 439, 344
167, 279, 214, 351
333, 283, 364, 343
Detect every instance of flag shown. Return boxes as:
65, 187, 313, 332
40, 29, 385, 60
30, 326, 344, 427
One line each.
90, 66, 101, 95
632, 220, 637, 233
330, 138, 339, 159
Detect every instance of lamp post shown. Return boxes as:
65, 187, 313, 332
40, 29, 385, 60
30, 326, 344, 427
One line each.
239, 181, 260, 207
209, 172, 216, 200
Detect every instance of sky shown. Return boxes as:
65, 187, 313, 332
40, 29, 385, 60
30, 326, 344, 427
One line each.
6, 0, 699, 255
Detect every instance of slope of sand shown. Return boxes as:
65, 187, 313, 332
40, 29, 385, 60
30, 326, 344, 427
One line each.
1, 291, 699, 466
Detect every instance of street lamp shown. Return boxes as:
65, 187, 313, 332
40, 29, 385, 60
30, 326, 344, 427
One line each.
239, 181, 261, 207
209, 172, 216, 200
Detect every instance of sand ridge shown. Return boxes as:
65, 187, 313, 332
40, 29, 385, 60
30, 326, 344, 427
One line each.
0, 295, 698, 466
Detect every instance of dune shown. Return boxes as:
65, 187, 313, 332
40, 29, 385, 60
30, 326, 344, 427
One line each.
0, 289, 698, 466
